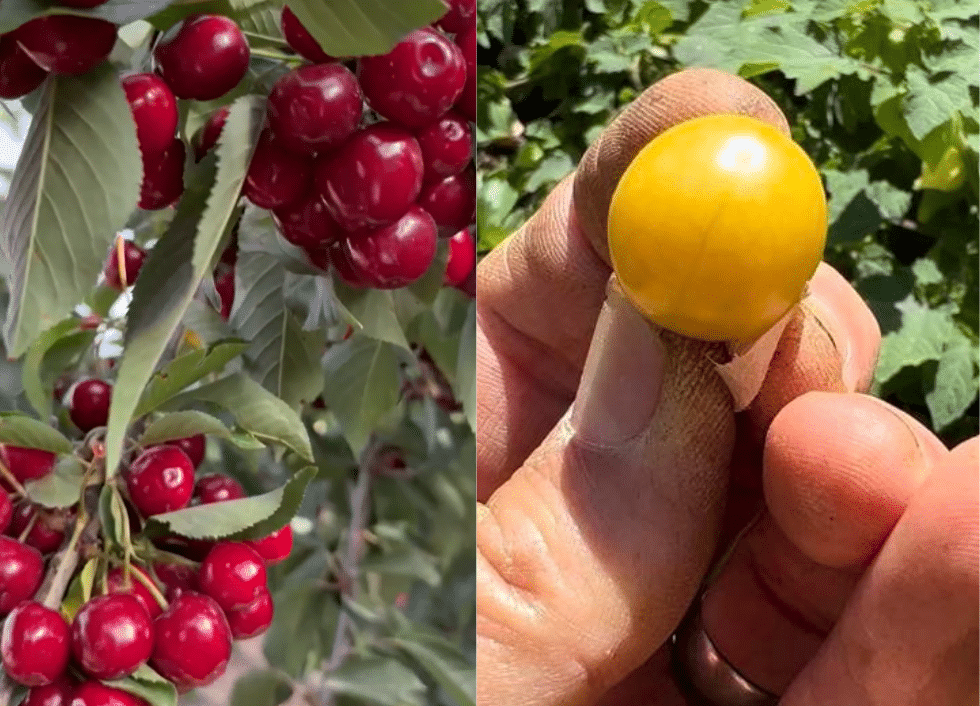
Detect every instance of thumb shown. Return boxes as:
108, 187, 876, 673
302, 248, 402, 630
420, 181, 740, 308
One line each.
477, 283, 735, 706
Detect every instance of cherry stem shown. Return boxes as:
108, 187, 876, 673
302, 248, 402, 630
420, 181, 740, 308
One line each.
250, 47, 301, 63
0, 457, 26, 498
17, 510, 38, 544
114, 236, 128, 289
130, 561, 169, 612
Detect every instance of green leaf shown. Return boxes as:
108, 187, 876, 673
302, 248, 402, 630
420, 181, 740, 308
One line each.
24, 455, 84, 509
264, 583, 334, 676
22, 319, 96, 420
876, 297, 959, 382
104, 95, 264, 478
393, 637, 475, 706
925, 335, 978, 431
107, 664, 178, 706
0, 414, 72, 453
99, 484, 126, 549
333, 280, 411, 351
133, 340, 250, 418
321, 338, 402, 455
904, 66, 973, 141
286, 0, 446, 57
321, 655, 426, 706
164, 373, 313, 461
361, 541, 441, 587
138, 411, 231, 446
145, 466, 315, 540
1, 67, 140, 357
456, 303, 476, 431
229, 671, 293, 706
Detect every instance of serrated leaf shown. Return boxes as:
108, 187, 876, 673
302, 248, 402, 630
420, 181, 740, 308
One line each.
904, 66, 973, 141
322, 655, 426, 706
333, 280, 411, 351
876, 297, 959, 382
229, 671, 293, 706
456, 302, 476, 430
107, 664, 178, 706
22, 319, 96, 420
321, 338, 401, 455
392, 637, 475, 706
133, 340, 249, 418
181, 299, 235, 347
1, 67, 140, 356
138, 411, 230, 446
926, 336, 978, 430
145, 466, 315, 540
0, 0, 179, 31
286, 0, 447, 57
24, 455, 84, 508
164, 373, 312, 460
104, 96, 264, 478
0, 413, 72, 453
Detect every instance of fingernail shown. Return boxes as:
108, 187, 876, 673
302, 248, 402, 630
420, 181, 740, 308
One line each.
570, 285, 665, 448
807, 296, 859, 390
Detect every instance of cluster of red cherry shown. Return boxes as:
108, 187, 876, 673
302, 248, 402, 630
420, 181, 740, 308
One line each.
0, 0, 477, 304
0, 379, 291, 703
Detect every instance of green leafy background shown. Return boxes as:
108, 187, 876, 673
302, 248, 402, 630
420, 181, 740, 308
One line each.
477, 0, 979, 445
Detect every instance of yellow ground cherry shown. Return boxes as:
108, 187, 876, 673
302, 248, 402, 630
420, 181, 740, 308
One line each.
608, 114, 828, 343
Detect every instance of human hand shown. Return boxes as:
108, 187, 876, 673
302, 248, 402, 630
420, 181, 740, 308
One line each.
475, 68, 978, 706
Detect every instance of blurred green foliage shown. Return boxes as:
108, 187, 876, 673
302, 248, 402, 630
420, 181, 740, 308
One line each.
476, 0, 979, 445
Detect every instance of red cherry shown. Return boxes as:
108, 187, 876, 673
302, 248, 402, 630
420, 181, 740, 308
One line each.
103, 240, 146, 291
139, 138, 185, 211
436, 0, 476, 34
105, 566, 163, 620
71, 594, 153, 680
60, 0, 110, 6
67, 379, 111, 433
154, 15, 249, 101
125, 446, 194, 517
150, 592, 232, 692
121, 73, 178, 160
415, 111, 472, 184
445, 227, 476, 287
417, 169, 475, 237
23, 673, 76, 706
1, 601, 70, 686
225, 588, 274, 640
13, 16, 116, 76
71, 681, 148, 706
303, 243, 331, 272
243, 130, 313, 210
341, 205, 438, 289
215, 269, 235, 320
9, 503, 68, 554
454, 25, 476, 122
198, 542, 267, 611
245, 524, 292, 565
0, 34, 47, 99
358, 28, 466, 129
195, 474, 245, 504
316, 123, 424, 232
0, 493, 11, 534
152, 563, 197, 599
1, 445, 56, 483
266, 63, 362, 157
193, 107, 229, 162
330, 241, 372, 289
281, 6, 333, 63
0, 536, 43, 614
272, 191, 341, 250
155, 434, 206, 469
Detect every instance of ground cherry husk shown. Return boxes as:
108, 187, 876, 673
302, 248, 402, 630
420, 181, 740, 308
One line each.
607, 114, 827, 344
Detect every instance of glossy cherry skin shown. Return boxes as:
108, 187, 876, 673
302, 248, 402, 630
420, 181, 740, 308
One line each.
453, 25, 476, 122
125, 445, 194, 517
71, 593, 153, 680
67, 379, 111, 433
245, 524, 292, 565
195, 474, 245, 504
0, 493, 11, 534
225, 588, 274, 639
215, 269, 234, 320
71, 681, 149, 706
416, 111, 472, 184
105, 566, 163, 620
121, 73, 177, 160
281, 6, 333, 63
103, 240, 146, 291
198, 542, 267, 611
0, 536, 43, 615
1, 445, 56, 483
444, 227, 475, 287
358, 28, 465, 129
0, 34, 47, 99
23, 673, 76, 706
341, 205, 438, 289
316, 123, 424, 233
9, 503, 68, 554
13, 16, 116, 76
150, 592, 232, 692
266, 63, 362, 157
154, 15, 249, 101
1, 601, 70, 686
244, 130, 313, 210
416, 169, 475, 237
139, 138, 185, 211
152, 563, 197, 599
193, 107, 229, 162
437, 0, 476, 34
272, 192, 341, 251
155, 434, 206, 468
